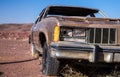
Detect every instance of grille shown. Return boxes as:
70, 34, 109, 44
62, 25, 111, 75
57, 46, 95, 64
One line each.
88, 28, 117, 45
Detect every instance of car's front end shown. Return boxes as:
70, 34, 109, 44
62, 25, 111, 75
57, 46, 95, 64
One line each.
31, 5, 120, 76
50, 16, 120, 63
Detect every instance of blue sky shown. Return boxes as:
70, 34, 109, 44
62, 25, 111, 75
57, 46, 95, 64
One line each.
0, 0, 120, 24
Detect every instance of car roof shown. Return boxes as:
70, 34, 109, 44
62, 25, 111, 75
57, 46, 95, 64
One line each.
45, 5, 99, 16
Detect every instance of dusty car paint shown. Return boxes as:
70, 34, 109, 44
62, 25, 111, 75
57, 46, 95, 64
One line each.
30, 5, 120, 63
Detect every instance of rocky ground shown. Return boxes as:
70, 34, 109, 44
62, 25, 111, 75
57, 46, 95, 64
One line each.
0, 24, 48, 77
0, 39, 47, 77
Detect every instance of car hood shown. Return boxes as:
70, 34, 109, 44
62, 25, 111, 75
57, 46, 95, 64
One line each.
57, 16, 120, 23
47, 16, 120, 28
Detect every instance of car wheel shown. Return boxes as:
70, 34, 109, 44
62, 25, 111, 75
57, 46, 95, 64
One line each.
42, 43, 60, 76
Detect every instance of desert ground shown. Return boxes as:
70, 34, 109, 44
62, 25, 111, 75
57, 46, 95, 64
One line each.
0, 24, 47, 77
0, 39, 45, 77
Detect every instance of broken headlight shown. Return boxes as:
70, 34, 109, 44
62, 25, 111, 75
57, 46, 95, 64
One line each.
60, 27, 86, 43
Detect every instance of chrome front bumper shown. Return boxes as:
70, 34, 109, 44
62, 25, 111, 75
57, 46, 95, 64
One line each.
50, 41, 120, 63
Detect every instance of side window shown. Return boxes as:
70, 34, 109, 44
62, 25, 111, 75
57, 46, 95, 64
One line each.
35, 17, 40, 24
35, 8, 48, 24
39, 8, 47, 21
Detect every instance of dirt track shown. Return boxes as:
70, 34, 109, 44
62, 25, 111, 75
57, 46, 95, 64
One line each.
0, 39, 47, 77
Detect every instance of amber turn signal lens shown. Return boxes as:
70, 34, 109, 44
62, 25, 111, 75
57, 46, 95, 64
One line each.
54, 26, 60, 42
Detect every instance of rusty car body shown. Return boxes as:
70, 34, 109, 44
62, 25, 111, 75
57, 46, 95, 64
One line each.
29, 5, 120, 76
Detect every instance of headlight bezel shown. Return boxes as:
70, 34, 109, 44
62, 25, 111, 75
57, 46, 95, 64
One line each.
60, 26, 87, 43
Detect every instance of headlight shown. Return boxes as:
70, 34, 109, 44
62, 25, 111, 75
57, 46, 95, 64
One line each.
60, 27, 86, 43
73, 29, 85, 37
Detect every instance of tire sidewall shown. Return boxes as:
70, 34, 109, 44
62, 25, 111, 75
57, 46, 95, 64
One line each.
42, 43, 59, 76
42, 43, 47, 74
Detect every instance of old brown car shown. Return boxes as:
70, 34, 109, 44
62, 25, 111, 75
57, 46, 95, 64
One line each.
29, 5, 120, 76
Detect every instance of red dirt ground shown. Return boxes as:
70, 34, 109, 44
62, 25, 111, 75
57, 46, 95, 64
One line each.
0, 39, 49, 77
0, 24, 52, 77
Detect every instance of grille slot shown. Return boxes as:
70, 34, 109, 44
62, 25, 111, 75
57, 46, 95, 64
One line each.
88, 28, 117, 45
